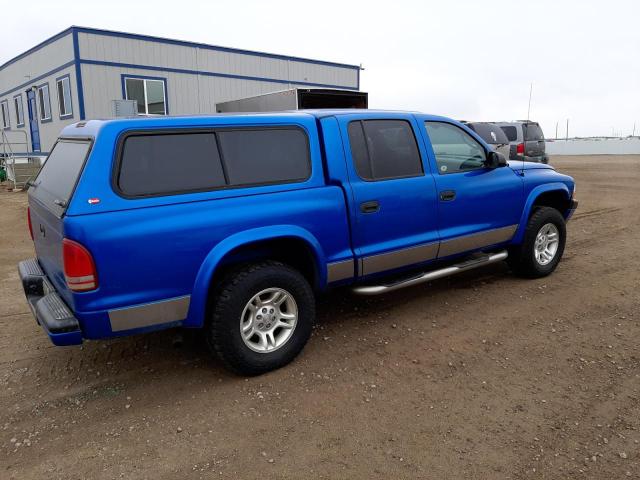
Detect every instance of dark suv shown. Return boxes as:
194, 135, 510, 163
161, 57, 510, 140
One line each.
495, 121, 548, 164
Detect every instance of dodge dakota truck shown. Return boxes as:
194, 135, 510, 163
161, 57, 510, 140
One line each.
19, 110, 577, 375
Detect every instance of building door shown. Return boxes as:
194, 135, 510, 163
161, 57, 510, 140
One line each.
26, 90, 41, 152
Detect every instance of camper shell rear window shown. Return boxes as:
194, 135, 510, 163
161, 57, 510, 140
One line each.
31, 138, 92, 214
115, 127, 311, 198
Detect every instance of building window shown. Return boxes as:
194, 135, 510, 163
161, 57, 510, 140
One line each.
13, 95, 24, 127
56, 75, 73, 118
37, 84, 52, 122
1, 100, 10, 129
123, 76, 167, 115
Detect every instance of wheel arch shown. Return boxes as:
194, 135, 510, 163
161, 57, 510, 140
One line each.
183, 226, 326, 328
511, 183, 571, 244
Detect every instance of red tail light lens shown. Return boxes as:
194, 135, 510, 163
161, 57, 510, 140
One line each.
516, 142, 525, 155
63, 239, 98, 292
27, 207, 34, 241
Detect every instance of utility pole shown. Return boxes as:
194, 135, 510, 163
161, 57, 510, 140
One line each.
555, 121, 559, 139
527, 83, 533, 120
633, 123, 636, 137
566, 119, 569, 140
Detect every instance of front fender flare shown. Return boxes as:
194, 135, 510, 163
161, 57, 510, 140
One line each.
511, 183, 571, 244
183, 225, 326, 328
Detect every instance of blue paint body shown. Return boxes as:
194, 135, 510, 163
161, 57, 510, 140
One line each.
25, 110, 575, 346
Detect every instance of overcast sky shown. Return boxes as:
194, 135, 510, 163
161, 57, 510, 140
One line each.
2, 0, 638, 137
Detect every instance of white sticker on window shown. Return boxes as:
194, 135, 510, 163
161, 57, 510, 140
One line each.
440, 165, 448, 172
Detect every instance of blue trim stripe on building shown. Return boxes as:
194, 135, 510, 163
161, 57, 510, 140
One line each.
72, 30, 86, 120
81, 59, 358, 91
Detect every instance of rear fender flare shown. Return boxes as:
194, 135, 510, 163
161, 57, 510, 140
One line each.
184, 225, 326, 328
511, 183, 570, 244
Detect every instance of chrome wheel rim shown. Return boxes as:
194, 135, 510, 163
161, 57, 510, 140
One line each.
240, 288, 298, 353
534, 223, 560, 266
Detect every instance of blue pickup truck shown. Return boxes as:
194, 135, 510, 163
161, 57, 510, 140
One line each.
19, 110, 577, 375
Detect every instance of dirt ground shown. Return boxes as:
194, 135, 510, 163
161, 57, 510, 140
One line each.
1, 155, 638, 479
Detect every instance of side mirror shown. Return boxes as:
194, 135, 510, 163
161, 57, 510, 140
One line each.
485, 151, 507, 169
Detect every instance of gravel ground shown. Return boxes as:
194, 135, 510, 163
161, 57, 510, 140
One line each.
1, 155, 639, 479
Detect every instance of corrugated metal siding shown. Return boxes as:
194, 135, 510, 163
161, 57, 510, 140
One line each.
0, 32, 76, 152
78, 31, 358, 89
0, 33, 74, 97
0, 65, 79, 153
82, 64, 303, 118
79, 33, 198, 71
81, 64, 202, 118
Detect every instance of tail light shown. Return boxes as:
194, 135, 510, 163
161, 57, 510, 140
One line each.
63, 239, 98, 292
516, 143, 525, 155
27, 207, 34, 241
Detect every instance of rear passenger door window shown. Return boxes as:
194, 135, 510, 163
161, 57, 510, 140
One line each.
424, 122, 487, 174
116, 127, 311, 197
348, 120, 423, 181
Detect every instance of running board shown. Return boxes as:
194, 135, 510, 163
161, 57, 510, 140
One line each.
352, 250, 509, 296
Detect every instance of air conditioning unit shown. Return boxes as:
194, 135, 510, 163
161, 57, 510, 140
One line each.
112, 99, 138, 117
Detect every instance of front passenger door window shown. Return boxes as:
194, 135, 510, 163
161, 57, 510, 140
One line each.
424, 122, 486, 174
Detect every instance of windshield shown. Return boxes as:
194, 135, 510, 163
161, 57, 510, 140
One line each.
468, 123, 509, 145
32, 139, 91, 211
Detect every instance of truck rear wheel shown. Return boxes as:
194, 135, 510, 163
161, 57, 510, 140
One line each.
508, 207, 566, 278
207, 261, 315, 375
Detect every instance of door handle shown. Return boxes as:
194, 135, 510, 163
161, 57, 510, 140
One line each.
439, 190, 456, 201
360, 200, 380, 214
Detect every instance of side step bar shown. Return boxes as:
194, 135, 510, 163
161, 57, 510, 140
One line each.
352, 250, 508, 296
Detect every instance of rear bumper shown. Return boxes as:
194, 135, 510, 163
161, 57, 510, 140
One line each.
18, 259, 83, 346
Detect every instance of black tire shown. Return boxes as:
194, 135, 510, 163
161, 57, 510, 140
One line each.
508, 207, 566, 278
206, 261, 315, 376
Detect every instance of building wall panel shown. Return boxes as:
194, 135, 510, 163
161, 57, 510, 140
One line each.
81, 63, 307, 120
81, 64, 204, 118
0, 65, 79, 152
0, 33, 74, 98
78, 31, 358, 89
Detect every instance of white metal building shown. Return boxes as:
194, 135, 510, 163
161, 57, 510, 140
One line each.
0, 26, 361, 153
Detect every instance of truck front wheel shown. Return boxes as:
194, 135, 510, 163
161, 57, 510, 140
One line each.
508, 207, 566, 278
206, 261, 315, 375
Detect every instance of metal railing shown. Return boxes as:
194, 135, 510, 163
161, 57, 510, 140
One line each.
1, 130, 46, 190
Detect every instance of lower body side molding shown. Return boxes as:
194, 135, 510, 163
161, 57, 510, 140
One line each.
352, 250, 508, 296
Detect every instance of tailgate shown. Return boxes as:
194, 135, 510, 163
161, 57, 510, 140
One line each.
524, 123, 545, 157
28, 139, 92, 304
